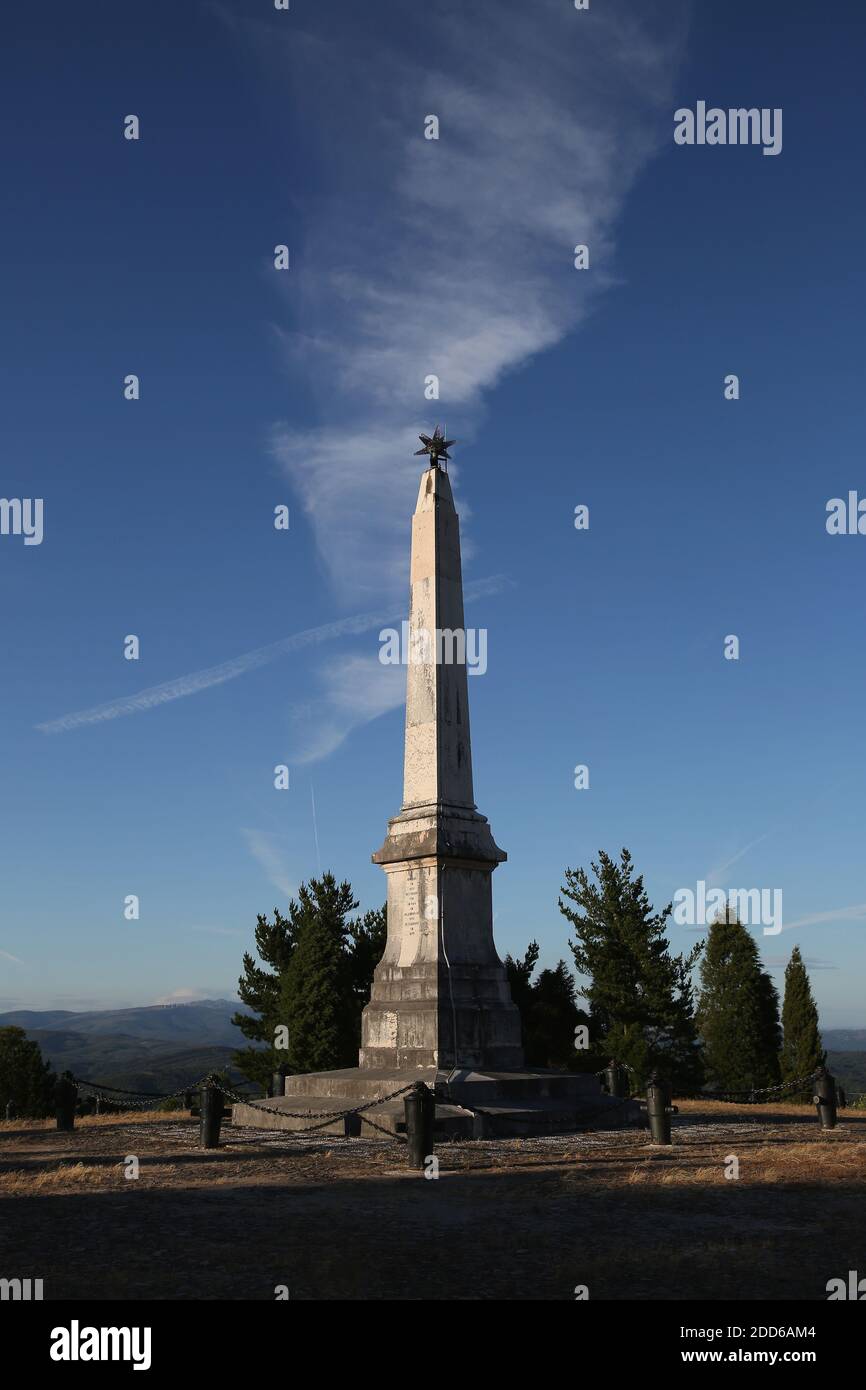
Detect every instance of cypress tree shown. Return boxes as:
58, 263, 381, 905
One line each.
559, 848, 704, 1089
697, 911, 781, 1093
780, 945, 825, 1100
280, 874, 360, 1073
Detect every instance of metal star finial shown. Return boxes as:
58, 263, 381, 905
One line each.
414, 424, 456, 468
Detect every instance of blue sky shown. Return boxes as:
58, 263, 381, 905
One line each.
1, 0, 864, 1027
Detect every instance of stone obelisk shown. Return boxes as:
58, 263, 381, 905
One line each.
233, 431, 633, 1136
360, 461, 524, 1071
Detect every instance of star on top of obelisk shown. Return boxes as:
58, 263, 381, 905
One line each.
414, 424, 456, 468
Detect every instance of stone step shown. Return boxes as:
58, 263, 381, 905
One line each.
233, 1089, 638, 1139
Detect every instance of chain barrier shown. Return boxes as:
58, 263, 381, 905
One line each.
592, 1065, 819, 1105
70, 1073, 217, 1111
222, 1079, 416, 1140
671, 1072, 817, 1104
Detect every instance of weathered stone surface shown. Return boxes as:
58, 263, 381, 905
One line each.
360, 466, 523, 1071
233, 1066, 637, 1138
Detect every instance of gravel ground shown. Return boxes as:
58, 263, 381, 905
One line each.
1, 1103, 863, 1300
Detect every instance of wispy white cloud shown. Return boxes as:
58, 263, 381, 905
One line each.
152, 988, 202, 1005
780, 904, 866, 934
241, 828, 296, 901
764, 955, 838, 971
289, 653, 405, 764
0, 949, 24, 965
263, 0, 686, 597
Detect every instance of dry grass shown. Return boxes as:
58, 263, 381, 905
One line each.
1, 1105, 864, 1299
0, 1109, 172, 1133
0, 1161, 116, 1193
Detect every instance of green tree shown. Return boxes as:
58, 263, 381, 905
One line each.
697, 912, 781, 1093
233, 879, 388, 1089
0, 1027, 56, 1118
505, 941, 540, 1022
232, 907, 301, 1091
505, 944, 593, 1069
280, 875, 360, 1073
559, 848, 704, 1089
780, 945, 825, 1100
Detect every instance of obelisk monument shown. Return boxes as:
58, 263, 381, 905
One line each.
360, 453, 524, 1071
233, 429, 629, 1135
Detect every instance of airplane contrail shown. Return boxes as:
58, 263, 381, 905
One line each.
35, 575, 509, 734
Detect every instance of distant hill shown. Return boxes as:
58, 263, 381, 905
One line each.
822, 1029, 866, 1052
0, 999, 262, 1096
0, 999, 250, 1048
826, 1052, 866, 1100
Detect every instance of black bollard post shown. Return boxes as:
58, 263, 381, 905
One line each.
604, 1060, 629, 1098
404, 1082, 435, 1170
837, 1086, 847, 1111
646, 1072, 673, 1145
272, 1064, 289, 1099
5, 1101, 15, 1121
54, 1071, 77, 1132
813, 1067, 837, 1131
200, 1079, 224, 1148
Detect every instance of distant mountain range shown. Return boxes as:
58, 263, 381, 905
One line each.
0, 999, 260, 1095
1, 1004, 862, 1098
821, 1029, 866, 1051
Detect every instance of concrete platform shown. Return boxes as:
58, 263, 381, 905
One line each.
232, 1067, 640, 1138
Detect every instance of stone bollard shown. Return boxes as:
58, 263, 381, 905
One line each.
5, 1100, 15, 1121
55, 1072, 77, 1132
603, 1060, 630, 1099
646, 1072, 676, 1145
812, 1067, 837, 1131
200, 1079, 224, 1148
95, 1095, 103, 1115
404, 1082, 436, 1170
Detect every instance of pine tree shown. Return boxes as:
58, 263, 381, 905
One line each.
559, 848, 704, 1089
697, 912, 782, 1093
505, 941, 540, 1021
505, 945, 591, 1068
780, 945, 825, 1100
232, 907, 301, 1091
232, 885, 386, 1088
528, 963, 586, 1068
279, 874, 360, 1074
0, 1027, 56, 1117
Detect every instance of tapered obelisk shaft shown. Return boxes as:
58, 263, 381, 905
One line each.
403, 465, 474, 811
361, 462, 523, 1071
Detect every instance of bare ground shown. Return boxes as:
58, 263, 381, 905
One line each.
1, 1102, 863, 1300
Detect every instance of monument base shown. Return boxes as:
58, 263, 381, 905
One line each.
232, 1067, 639, 1139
